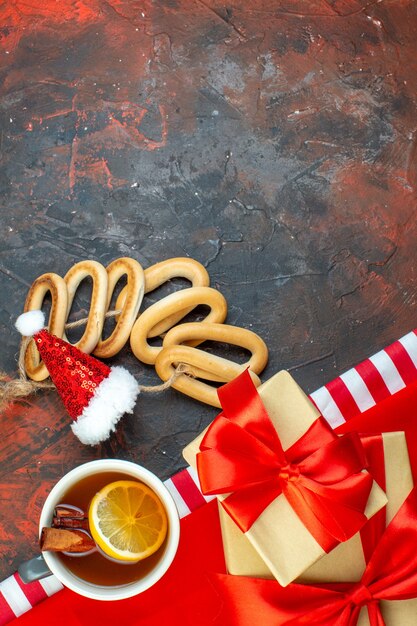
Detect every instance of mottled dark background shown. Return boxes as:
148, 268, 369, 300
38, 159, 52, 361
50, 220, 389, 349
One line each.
1, 0, 417, 578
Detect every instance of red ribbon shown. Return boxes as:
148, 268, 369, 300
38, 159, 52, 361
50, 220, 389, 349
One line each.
213, 484, 417, 626
197, 370, 373, 552
358, 435, 387, 563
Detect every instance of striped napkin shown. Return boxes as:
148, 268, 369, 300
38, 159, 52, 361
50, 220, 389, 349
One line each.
2, 327, 417, 624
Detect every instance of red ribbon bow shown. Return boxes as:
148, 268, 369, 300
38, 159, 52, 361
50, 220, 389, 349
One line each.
213, 485, 417, 626
197, 369, 373, 551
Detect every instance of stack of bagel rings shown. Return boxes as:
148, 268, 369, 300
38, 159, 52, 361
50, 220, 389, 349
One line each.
22, 257, 268, 408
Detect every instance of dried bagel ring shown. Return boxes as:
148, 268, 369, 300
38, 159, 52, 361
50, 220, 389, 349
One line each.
116, 257, 210, 338
23, 272, 68, 381
130, 287, 227, 365
161, 322, 269, 383
63, 260, 108, 353
155, 344, 261, 408
93, 257, 144, 358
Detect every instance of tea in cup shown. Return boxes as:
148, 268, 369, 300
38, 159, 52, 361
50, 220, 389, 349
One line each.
20, 459, 180, 601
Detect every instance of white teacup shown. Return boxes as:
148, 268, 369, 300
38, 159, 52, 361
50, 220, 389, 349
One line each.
19, 459, 180, 601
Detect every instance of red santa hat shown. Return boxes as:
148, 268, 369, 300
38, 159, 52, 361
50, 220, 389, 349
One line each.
15, 310, 139, 446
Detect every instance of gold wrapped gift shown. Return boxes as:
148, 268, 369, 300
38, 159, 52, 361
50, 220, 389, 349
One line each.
218, 430, 416, 625
183, 371, 387, 586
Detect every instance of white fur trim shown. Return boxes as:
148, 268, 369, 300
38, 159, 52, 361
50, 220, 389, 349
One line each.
15, 310, 45, 336
71, 366, 139, 446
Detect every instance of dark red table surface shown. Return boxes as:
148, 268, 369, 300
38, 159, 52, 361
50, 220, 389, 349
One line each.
0, 0, 417, 579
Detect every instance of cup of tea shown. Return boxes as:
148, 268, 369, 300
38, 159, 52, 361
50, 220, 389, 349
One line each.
19, 459, 180, 600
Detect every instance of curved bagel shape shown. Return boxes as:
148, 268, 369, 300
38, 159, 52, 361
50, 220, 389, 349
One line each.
161, 322, 269, 382
93, 257, 145, 358
155, 344, 261, 408
130, 287, 227, 365
63, 260, 108, 353
116, 257, 210, 338
23, 272, 68, 381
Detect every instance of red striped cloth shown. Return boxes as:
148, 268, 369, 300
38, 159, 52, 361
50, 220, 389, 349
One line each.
3, 327, 417, 624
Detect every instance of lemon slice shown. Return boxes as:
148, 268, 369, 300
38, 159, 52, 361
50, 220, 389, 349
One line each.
88, 480, 168, 562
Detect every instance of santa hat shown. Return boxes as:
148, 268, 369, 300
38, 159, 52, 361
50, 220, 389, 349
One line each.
15, 310, 139, 446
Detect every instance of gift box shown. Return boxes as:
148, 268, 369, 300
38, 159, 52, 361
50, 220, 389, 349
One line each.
300, 430, 417, 624
212, 476, 417, 625
216, 430, 417, 624
183, 370, 387, 586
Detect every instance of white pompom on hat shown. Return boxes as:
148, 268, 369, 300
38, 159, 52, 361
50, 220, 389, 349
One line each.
15, 310, 140, 445
15, 309, 45, 336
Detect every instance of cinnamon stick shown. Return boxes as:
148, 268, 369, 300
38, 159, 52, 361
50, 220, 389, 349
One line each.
40, 527, 96, 553
52, 504, 89, 531
52, 516, 89, 530
54, 505, 85, 519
